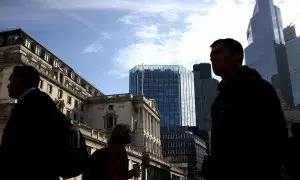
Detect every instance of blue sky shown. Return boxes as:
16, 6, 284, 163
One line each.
0, 0, 299, 94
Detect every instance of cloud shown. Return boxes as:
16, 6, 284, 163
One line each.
39, 0, 211, 13
30, 0, 300, 78
109, 0, 300, 78
82, 43, 102, 53
108, 69, 129, 79
101, 32, 111, 39
135, 25, 158, 39
111, 0, 253, 76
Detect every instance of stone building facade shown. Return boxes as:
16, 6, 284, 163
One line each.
0, 28, 188, 180
0, 29, 103, 125
86, 93, 162, 157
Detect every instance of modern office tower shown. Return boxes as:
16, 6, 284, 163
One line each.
245, 0, 294, 108
129, 65, 196, 127
284, 25, 300, 106
161, 126, 207, 180
284, 25, 297, 41
193, 63, 218, 131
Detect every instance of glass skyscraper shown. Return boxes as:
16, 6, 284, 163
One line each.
284, 26, 300, 106
129, 65, 196, 127
245, 0, 294, 107
193, 63, 219, 131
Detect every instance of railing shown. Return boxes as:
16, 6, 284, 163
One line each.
72, 120, 108, 143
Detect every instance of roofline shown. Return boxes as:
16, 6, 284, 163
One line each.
0, 28, 104, 95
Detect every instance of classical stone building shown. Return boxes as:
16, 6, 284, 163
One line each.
0, 28, 103, 124
0, 29, 188, 180
48, 121, 184, 180
86, 93, 162, 157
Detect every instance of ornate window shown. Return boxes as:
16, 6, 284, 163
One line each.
7, 36, 18, 45
103, 112, 118, 130
53, 60, 60, 68
25, 39, 31, 49
44, 53, 50, 62
71, 72, 75, 80
107, 116, 115, 129
35, 46, 41, 56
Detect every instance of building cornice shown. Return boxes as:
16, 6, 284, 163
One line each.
87, 93, 160, 118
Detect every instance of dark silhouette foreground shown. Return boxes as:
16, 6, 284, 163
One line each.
0, 66, 88, 180
201, 39, 288, 180
83, 124, 139, 180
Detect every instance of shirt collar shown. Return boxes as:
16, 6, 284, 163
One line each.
18, 87, 36, 103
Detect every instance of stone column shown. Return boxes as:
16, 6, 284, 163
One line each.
158, 121, 161, 139
142, 108, 145, 129
149, 116, 152, 135
155, 120, 158, 139
137, 107, 141, 129
147, 112, 150, 133
153, 117, 156, 139
145, 111, 148, 132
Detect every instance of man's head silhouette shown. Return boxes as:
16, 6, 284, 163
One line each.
210, 38, 244, 79
7, 65, 40, 99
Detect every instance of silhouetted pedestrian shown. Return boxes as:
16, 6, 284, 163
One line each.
83, 124, 139, 180
0, 66, 60, 180
0, 65, 88, 180
201, 39, 288, 180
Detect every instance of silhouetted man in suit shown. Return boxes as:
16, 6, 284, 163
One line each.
201, 39, 288, 180
0, 66, 59, 180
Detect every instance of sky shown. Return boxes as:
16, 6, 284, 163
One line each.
0, 0, 299, 94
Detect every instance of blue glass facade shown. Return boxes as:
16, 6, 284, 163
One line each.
245, 0, 294, 107
129, 65, 196, 127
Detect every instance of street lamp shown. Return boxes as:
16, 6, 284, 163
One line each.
142, 151, 150, 180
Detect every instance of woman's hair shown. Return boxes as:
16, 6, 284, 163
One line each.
108, 124, 132, 146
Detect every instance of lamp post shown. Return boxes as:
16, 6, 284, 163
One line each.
142, 151, 150, 180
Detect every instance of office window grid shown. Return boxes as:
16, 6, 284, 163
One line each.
129, 65, 195, 127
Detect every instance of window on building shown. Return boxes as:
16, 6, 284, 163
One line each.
90, 88, 95, 95
53, 60, 59, 68
107, 116, 114, 129
7, 36, 17, 45
76, 77, 81, 84
85, 85, 90, 91
58, 89, 63, 99
25, 39, 31, 49
44, 53, 50, 62
39, 80, 44, 89
67, 96, 72, 105
35, 46, 41, 56
71, 72, 75, 80
47, 84, 52, 94
59, 73, 64, 84
81, 104, 85, 111
75, 100, 79, 108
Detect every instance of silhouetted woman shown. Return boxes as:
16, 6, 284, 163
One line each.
107, 124, 138, 180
